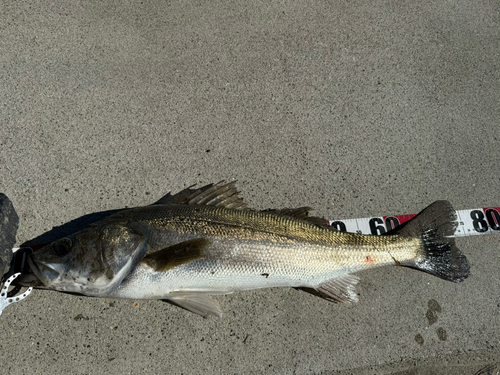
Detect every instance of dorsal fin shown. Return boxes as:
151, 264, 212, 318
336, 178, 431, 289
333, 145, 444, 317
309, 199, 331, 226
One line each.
186, 181, 247, 209
265, 207, 313, 219
264, 207, 337, 231
153, 182, 335, 230
153, 181, 248, 210
153, 184, 197, 205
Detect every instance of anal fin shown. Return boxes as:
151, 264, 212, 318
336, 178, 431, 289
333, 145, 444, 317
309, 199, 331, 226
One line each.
299, 275, 360, 303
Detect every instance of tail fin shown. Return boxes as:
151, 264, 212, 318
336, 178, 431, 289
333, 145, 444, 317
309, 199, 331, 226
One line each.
389, 200, 469, 282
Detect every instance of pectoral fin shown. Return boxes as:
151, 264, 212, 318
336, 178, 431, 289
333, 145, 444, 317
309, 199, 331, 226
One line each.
164, 293, 223, 318
142, 238, 210, 272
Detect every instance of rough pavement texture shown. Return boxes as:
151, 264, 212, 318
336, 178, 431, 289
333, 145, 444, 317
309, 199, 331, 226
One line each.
1, 1, 498, 374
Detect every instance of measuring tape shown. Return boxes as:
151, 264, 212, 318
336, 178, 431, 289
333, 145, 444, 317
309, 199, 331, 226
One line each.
329, 207, 500, 237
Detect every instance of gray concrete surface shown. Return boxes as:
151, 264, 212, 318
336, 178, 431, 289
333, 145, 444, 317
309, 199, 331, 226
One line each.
1, 0, 498, 374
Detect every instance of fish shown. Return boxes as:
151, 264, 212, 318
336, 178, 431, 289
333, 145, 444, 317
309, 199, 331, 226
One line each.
17, 181, 469, 317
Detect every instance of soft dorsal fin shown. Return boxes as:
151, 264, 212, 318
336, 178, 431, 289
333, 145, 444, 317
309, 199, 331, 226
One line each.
264, 207, 337, 231
142, 238, 210, 272
153, 181, 248, 210
298, 274, 359, 303
265, 207, 313, 219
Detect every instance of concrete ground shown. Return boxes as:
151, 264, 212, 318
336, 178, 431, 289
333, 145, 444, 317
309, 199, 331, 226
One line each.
1, 1, 498, 374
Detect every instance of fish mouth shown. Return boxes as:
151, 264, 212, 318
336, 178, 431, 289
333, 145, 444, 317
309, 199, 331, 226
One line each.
27, 255, 60, 287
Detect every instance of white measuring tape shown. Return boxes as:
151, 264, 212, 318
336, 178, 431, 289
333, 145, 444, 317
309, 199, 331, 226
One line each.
329, 207, 500, 237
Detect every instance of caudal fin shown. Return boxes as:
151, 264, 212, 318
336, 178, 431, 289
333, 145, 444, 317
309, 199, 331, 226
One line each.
389, 200, 469, 282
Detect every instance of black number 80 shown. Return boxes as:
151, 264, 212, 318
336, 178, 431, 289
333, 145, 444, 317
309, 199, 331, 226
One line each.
470, 209, 500, 232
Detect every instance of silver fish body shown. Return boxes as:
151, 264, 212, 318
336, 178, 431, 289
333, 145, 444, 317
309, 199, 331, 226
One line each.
109, 205, 405, 298
21, 182, 469, 317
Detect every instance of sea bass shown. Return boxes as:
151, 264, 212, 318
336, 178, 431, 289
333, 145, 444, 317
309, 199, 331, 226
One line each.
18, 182, 469, 317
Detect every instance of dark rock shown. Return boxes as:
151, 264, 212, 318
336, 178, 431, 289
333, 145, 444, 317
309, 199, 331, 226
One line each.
0, 194, 19, 278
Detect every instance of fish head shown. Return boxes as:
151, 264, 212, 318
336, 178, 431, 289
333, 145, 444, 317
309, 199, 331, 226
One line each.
26, 223, 147, 296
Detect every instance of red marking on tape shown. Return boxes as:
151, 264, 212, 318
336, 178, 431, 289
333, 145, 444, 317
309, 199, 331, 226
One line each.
483, 207, 500, 230
483, 207, 500, 216
383, 214, 417, 226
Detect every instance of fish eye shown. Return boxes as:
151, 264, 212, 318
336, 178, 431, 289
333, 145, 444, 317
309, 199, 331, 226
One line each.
53, 238, 72, 256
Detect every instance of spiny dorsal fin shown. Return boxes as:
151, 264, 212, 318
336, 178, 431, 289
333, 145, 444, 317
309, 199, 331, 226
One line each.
264, 207, 337, 231
152, 184, 198, 205
186, 181, 247, 209
298, 275, 359, 303
153, 181, 248, 210
142, 238, 210, 272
